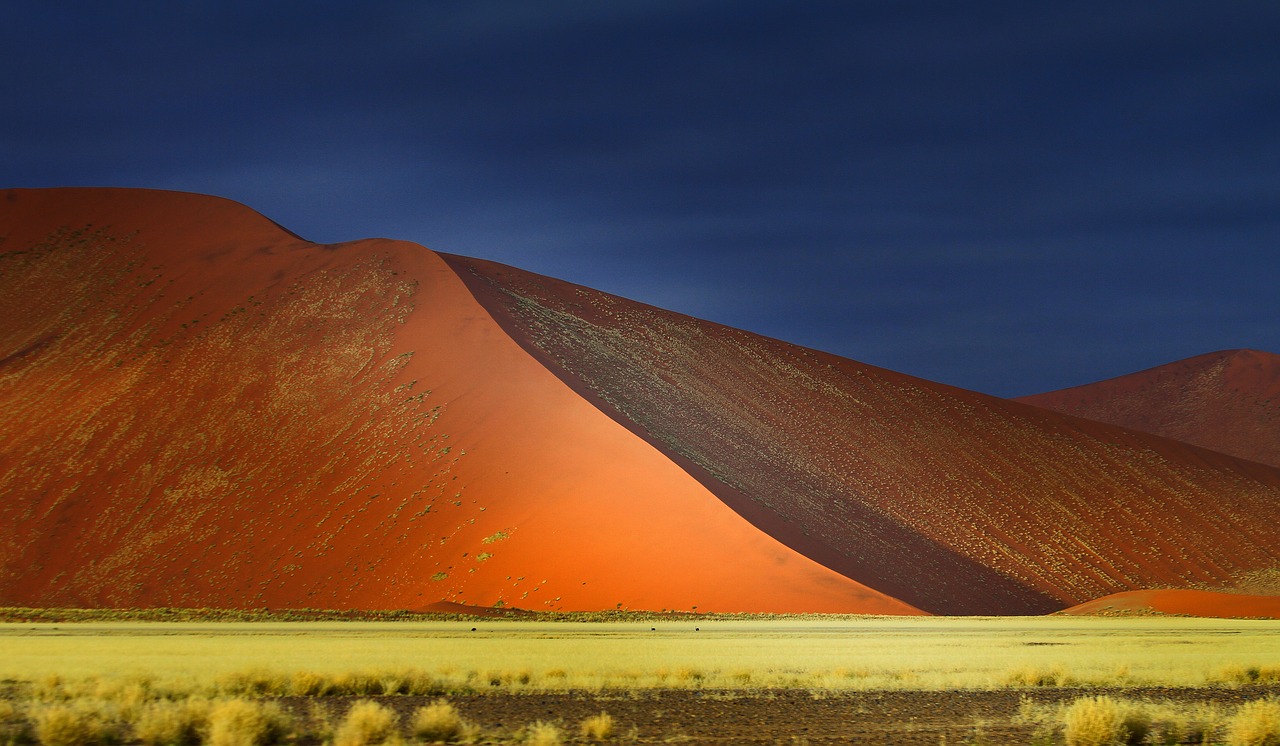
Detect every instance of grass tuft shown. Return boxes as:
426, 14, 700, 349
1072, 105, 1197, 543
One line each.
523, 721, 562, 746
578, 712, 614, 741
214, 670, 288, 698
1215, 665, 1280, 686
1062, 695, 1125, 746
333, 701, 399, 746
288, 671, 334, 697
30, 700, 120, 746
1226, 699, 1280, 746
205, 698, 291, 746
1004, 665, 1074, 688
131, 698, 211, 746
409, 700, 470, 743
0, 699, 32, 746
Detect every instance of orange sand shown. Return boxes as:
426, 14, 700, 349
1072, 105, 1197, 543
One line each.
1062, 589, 1280, 619
0, 187, 915, 614
3, 187, 1279, 615
444, 254, 1280, 615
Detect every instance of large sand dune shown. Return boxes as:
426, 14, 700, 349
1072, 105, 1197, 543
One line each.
2, 188, 1278, 615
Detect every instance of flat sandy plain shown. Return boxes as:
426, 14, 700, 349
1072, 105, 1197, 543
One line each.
2, 616, 1279, 743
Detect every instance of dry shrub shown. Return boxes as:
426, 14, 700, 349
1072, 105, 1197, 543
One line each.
288, 671, 334, 697
1062, 695, 1125, 746
1226, 699, 1280, 746
1145, 717, 1214, 746
1118, 706, 1150, 745
334, 701, 399, 746
578, 712, 614, 741
1216, 665, 1280, 686
1023, 697, 1219, 746
475, 669, 532, 689
30, 701, 120, 746
280, 669, 443, 698
215, 671, 288, 698
330, 673, 387, 697
382, 670, 444, 697
0, 699, 32, 746
205, 699, 291, 746
30, 676, 66, 703
523, 721, 562, 746
131, 698, 211, 746
1005, 665, 1073, 688
305, 702, 336, 744
92, 678, 153, 721
409, 700, 470, 743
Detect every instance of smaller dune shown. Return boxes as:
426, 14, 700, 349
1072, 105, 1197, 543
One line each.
1017, 349, 1280, 468
1061, 589, 1280, 619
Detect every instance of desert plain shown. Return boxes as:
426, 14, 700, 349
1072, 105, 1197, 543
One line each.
2, 612, 1280, 744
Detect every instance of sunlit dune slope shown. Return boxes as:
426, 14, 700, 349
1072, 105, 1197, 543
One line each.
1017, 350, 1280, 468
5, 187, 1279, 617
0, 187, 916, 613
443, 254, 1280, 615
1061, 589, 1280, 619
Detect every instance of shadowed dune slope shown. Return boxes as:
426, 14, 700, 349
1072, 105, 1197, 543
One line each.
0, 187, 916, 613
1017, 350, 1280, 468
443, 254, 1280, 615
1061, 589, 1280, 619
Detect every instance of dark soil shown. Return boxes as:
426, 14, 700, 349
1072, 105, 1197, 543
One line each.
296, 685, 1280, 745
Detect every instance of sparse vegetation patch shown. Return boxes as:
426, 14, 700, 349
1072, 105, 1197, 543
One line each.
0, 616, 1276, 743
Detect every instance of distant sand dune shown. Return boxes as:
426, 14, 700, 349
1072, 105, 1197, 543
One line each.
1062, 589, 1280, 619
1018, 349, 1280, 468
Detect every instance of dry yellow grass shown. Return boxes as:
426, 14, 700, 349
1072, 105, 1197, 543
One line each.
578, 711, 614, 741
29, 700, 121, 746
205, 699, 291, 746
1019, 694, 1233, 745
0, 616, 1277, 745
1226, 699, 1280, 746
1, 617, 1277, 693
522, 720, 562, 746
333, 700, 399, 746
409, 699, 472, 743
132, 698, 211, 746
1062, 696, 1126, 746
0, 700, 32, 746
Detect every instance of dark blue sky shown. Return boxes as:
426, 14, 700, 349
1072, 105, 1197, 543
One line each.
6, 2, 1279, 396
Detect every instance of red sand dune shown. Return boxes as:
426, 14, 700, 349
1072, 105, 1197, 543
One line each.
2, 187, 1279, 615
1062, 589, 1280, 619
442, 257, 1280, 615
1017, 350, 1280, 468
0, 188, 910, 614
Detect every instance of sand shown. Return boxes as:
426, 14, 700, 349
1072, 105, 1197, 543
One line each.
1063, 589, 1280, 619
3, 186, 1278, 616
443, 253, 1280, 615
1018, 349, 1280, 468
0, 187, 913, 614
